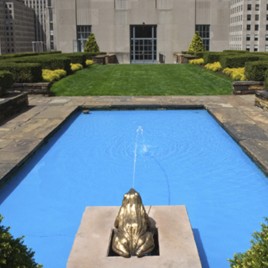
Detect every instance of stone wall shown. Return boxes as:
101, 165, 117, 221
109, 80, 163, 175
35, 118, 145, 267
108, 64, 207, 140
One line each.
0, 93, 29, 124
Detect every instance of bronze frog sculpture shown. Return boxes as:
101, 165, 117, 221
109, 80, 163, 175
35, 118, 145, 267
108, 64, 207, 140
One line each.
112, 188, 155, 258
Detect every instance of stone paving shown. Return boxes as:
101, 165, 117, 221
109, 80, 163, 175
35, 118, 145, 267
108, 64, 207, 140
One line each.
0, 95, 268, 185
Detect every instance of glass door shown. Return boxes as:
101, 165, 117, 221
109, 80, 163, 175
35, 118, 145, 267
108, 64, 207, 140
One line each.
130, 25, 157, 63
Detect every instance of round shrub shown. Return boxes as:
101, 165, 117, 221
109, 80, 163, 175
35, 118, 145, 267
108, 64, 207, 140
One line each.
204, 61, 222, 72
223, 67, 246, 81
0, 215, 42, 267
85, 59, 94, 66
42, 69, 66, 82
70, 63, 83, 72
189, 58, 204, 65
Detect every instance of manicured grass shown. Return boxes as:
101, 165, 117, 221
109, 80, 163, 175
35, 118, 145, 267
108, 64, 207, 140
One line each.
51, 64, 232, 96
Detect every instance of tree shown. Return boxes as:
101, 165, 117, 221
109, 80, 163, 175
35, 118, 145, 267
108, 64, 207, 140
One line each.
229, 218, 268, 268
188, 32, 205, 54
0, 215, 42, 268
84, 33, 100, 53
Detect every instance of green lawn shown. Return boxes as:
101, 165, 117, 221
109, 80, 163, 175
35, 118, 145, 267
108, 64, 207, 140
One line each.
51, 64, 232, 96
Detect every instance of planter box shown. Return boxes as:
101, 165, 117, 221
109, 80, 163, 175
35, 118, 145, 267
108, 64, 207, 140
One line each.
233, 81, 264, 95
175, 54, 199, 64
11, 82, 52, 95
0, 93, 28, 124
255, 90, 268, 110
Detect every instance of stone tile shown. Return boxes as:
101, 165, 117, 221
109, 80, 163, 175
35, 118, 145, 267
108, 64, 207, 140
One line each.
34, 106, 77, 119
0, 163, 16, 182
224, 123, 268, 142
240, 139, 268, 175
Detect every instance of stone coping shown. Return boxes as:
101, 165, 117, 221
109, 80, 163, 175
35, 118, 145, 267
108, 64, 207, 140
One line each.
0, 95, 268, 186
67, 206, 202, 268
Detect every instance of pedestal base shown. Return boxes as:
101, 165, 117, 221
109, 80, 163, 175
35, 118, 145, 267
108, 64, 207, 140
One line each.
67, 206, 201, 268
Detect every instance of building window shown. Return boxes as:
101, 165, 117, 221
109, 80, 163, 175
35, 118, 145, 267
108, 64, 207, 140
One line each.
254, 34, 258, 41
255, 4, 259, 11
247, 24, 251, 31
246, 34, 250, 41
255, 14, 259, 21
247, 4, 251, 10
195, 24, 210, 51
247, 14, 251, 21
76, 25, 91, 52
255, 24, 259, 31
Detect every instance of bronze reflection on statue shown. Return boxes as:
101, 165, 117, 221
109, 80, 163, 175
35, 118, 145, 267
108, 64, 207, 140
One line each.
112, 188, 155, 258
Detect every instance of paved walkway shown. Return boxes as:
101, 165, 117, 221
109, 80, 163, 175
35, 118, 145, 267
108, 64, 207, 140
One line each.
0, 95, 268, 185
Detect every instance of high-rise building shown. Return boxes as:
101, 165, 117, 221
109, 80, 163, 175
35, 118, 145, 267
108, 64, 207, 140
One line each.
23, 0, 55, 51
0, 0, 35, 54
229, 0, 268, 52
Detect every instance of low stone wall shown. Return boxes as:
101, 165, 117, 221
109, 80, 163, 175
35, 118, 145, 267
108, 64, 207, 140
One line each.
233, 81, 264, 95
175, 54, 199, 64
0, 93, 28, 124
255, 90, 268, 110
11, 82, 52, 95
93, 54, 118, 64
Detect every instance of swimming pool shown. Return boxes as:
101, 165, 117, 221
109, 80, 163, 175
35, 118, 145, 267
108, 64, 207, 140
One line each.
0, 109, 267, 268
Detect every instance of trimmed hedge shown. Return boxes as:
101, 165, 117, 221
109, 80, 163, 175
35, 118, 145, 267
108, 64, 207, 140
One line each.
62, 53, 87, 67
0, 62, 42, 83
245, 61, 268, 81
203, 52, 223, 64
10, 55, 71, 74
0, 71, 14, 89
0, 51, 61, 61
220, 55, 261, 69
265, 70, 268, 89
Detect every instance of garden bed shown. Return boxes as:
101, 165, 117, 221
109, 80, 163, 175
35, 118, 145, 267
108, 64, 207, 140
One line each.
232, 81, 264, 95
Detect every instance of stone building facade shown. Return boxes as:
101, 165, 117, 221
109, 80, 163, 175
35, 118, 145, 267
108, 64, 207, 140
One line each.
0, 0, 35, 54
229, 0, 268, 52
53, 0, 230, 63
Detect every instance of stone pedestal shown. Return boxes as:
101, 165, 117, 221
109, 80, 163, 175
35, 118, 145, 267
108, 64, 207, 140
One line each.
67, 206, 202, 268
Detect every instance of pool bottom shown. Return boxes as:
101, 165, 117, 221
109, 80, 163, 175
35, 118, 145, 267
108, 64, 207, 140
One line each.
0, 109, 267, 268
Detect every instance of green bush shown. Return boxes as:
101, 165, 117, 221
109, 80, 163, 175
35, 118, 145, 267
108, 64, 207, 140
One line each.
229, 218, 268, 268
220, 55, 260, 69
10, 55, 71, 75
0, 51, 61, 61
265, 70, 268, 89
203, 52, 223, 64
84, 33, 100, 53
245, 61, 268, 81
223, 50, 247, 54
62, 53, 87, 67
0, 62, 42, 83
0, 71, 14, 96
188, 32, 205, 54
0, 215, 42, 268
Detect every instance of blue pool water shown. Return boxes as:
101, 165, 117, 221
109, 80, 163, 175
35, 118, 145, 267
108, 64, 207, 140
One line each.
0, 110, 268, 268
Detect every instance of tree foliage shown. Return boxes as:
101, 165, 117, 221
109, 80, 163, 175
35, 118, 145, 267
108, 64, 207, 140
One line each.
229, 218, 268, 268
188, 32, 205, 54
84, 33, 100, 53
0, 215, 42, 268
